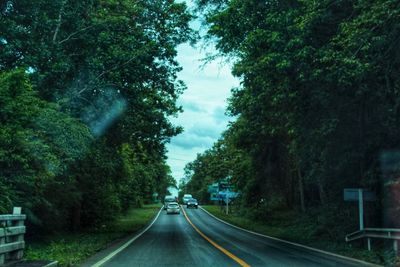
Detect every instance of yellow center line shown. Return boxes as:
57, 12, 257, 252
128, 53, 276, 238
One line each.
181, 206, 251, 267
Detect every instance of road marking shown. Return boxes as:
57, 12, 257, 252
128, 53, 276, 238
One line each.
181, 207, 251, 267
91, 207, 163, 267
199, 207, 381, 267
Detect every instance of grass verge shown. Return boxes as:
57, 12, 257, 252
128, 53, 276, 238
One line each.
25, 204, 161, 267
201, 205, 391, 265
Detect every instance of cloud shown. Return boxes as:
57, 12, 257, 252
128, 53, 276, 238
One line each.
180, 99, 205, 113
166, 21, 240, 181
212, 106, 229, 124
172, 133, 215, 150
171, 119, 223, 149
166, 143, 207, 180
190, 126, 220, 140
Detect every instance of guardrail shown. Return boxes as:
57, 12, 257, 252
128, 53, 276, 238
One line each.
345, 228, 400, 252
0, 208, 26, 265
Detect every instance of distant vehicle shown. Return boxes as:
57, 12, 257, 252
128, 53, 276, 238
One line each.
164, 195, 176, 210
186, 198, 198, 209
182, 194, 193, 204
166, 202, 180, 214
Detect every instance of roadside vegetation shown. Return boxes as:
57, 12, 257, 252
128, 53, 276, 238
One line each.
181, 0, 400, 265
25, 204, 161, 267
0, 0, 193, 264
0, 0, 192, 235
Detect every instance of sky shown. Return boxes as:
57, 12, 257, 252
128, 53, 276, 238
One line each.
166, 2, 241, 186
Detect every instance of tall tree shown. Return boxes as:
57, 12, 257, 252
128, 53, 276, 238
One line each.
0, 0, 194, 231
190, 0, 400, 232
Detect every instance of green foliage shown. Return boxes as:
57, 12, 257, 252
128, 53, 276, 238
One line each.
186, 2, 400, 264
182, 133, 252, 203
0, 0, 193, 238
0, 70, 92, 229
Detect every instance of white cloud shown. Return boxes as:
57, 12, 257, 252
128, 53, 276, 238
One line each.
166, 39, 240, 181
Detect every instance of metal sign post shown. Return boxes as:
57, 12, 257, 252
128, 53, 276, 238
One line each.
344, 188, 375, 231
358, 189, 364, 230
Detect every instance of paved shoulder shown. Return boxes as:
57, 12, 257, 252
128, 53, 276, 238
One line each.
184, 207, 374, 267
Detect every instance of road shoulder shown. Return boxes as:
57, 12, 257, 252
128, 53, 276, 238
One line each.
79, 207, 162, 267
199, 206, 381, 267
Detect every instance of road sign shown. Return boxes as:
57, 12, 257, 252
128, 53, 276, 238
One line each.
344, 188, 376, 231
344, 188, 375, 201
208, 184, 218, 194
13, 207, 21, 215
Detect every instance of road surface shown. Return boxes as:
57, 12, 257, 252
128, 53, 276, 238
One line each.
101, 206, 373, 267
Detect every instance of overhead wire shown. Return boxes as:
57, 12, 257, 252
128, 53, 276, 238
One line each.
167, 157, 188, 162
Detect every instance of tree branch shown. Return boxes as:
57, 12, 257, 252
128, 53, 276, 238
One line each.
52, 0, 66, 43
58, 24, 97, 45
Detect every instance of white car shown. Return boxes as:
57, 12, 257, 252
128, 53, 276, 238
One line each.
166, 202, 180, 214
182, 194, 193, 204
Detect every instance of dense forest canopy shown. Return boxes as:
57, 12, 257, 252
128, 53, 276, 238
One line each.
0, 0, 193, 232
2, 0, 400, 251
183, 0, 400, 236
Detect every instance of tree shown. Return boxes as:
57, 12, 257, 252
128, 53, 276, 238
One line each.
0, 0, 194, 232
0, 69, 92, 230
192, 0, 400, 232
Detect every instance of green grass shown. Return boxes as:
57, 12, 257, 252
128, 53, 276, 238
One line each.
202, 205, 388, 265
25, 204, 161, 267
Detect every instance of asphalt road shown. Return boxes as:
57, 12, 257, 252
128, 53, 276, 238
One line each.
101, 206, 374, 267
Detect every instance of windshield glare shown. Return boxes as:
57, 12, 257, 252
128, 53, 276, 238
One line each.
0, 0, 397, 266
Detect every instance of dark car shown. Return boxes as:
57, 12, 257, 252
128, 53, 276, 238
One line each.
186, 198, 198, 209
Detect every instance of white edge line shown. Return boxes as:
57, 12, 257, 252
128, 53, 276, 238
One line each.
199, 206, 381, 267
43, 261, 58, 267
91, 207, 163, 267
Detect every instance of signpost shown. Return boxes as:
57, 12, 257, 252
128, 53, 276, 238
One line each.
218, 192, 235, 215
344, 188, 376, 230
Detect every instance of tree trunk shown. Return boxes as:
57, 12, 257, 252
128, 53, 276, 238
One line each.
297, 167, 306, 212
53, 0, 66, 43
317, 177, 326, 205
